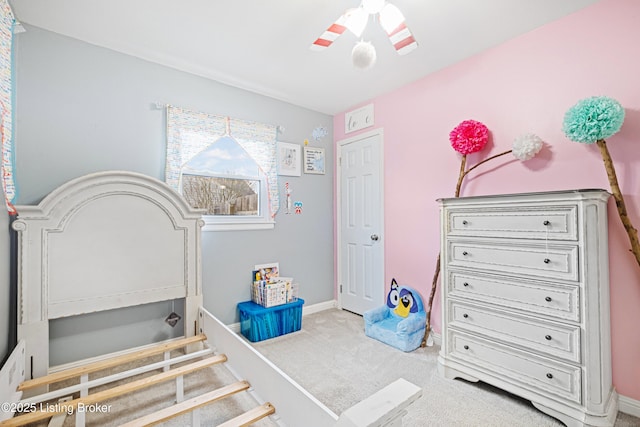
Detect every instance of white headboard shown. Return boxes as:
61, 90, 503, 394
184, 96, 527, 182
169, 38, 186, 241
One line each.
12, 171, 204, 379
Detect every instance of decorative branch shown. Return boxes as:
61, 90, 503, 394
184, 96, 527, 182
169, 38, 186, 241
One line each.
596, 139, 640, 267
563, 96, 640, 269
423, 154, 466, 347
421, 129, 543, 347
462, 149, 512, 179
454, 155, 467, 198
423, 119, 489, 348
423, 253, 440, 347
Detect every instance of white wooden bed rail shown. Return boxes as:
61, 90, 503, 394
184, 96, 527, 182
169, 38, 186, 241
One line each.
0, 341, 25, 422
199, 307, 423, 427
200, 307, 339, 426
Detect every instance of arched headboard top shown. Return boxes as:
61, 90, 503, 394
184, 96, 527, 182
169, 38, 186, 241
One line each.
14, 170, 205, 225
13, 171, 205, 378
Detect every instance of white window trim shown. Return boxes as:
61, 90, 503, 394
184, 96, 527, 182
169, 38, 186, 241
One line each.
202, 218, 275, 231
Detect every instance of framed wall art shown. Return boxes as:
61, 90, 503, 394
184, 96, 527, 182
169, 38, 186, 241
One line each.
304, 146, 325, 175
278, 142, 301, 176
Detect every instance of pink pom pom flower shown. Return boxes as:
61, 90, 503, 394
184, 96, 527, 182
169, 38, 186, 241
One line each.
449, 120, 489, 155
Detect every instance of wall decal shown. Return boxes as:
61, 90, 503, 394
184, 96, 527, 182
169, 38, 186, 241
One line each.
312, 126, 328, 141
285, 182, 292, 214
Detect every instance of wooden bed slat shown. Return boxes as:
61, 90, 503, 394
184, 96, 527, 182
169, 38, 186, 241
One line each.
1, 354, 226, 427
119, 380, 251, 427
21, 348, 215, 407
217, 403, 276, 427
19, 334, 207, 391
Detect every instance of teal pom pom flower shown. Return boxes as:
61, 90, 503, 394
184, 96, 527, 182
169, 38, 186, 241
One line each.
562, 96, 625, 144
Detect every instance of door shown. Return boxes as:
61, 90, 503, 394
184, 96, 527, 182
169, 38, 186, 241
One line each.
338, 129, 384, 314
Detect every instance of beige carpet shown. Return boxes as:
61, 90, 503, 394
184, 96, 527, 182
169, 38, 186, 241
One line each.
251, 308, 640, 427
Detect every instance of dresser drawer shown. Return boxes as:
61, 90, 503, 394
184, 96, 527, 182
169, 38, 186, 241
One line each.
448, 301, 581, 363
447, 331, 582, 404
446, 205, 577, 240
447, 240, 579, 282
448, 271, 580, 322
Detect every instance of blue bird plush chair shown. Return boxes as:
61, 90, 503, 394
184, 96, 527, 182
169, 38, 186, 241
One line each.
364, 278, 426, 352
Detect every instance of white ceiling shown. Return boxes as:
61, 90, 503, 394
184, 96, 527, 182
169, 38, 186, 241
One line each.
9, 0, 601, 115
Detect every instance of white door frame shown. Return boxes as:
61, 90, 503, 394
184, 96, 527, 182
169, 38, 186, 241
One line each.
336, 128, 385, 311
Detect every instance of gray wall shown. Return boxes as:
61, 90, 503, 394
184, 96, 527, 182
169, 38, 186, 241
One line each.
13, 25, 334, 365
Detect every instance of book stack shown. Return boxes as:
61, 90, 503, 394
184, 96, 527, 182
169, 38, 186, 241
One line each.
251, 263, 298, 307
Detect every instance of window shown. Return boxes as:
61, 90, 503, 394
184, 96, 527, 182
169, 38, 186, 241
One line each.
181, 136, 269, 223
182, 175, 260, 216
165, 106, 279, 231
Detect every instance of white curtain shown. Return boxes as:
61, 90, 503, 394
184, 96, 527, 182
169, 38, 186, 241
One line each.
0, 0, 15, 213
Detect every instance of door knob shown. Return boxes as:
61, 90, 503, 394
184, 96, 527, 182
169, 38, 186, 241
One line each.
370, 234, 379, 241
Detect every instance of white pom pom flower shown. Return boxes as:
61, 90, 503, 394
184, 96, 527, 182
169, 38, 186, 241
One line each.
512, 133, 543, 161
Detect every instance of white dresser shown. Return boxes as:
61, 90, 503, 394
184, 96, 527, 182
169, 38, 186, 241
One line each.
437, 190, 618, 427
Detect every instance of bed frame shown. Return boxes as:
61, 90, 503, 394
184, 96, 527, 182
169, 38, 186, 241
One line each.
1, 171, 421, 426
11, 171, 204, 382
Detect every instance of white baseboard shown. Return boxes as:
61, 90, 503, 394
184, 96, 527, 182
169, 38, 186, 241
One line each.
430, 331, 442, 347
619, 394, 640, 418
227, 299, 338, 334
303, 299, 338, 315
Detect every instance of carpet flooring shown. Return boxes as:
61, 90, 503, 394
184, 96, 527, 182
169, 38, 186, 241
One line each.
251, 308, 640, 427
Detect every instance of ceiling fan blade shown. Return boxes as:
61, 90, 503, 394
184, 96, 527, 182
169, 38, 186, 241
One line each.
343, 7, 368, 38
379, 3, 418, 55
310, 12, 350, 51
387, 22, 418, 55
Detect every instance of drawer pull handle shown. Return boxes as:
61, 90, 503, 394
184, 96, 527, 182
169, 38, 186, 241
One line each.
463, 313, 469, 319
545, 335, 552, 341
462, 220, 468, 225
545, 296, 552, 302
543, 258, 550, 264
463, 282, 469, 287
546, 373, 553, 379
462, 251, 468, 256
543, 220, 550, 226
463, 345, 469, 350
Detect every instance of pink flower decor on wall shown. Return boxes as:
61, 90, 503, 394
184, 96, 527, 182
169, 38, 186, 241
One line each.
449, 119, 489, 154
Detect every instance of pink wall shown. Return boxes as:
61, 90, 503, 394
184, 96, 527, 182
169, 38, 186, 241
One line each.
334, 0, 640, 401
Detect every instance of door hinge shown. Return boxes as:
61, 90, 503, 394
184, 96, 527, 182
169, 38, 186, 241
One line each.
340, 284, 343, 293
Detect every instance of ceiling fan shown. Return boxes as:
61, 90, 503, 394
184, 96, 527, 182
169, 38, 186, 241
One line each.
310, 0, 418, 56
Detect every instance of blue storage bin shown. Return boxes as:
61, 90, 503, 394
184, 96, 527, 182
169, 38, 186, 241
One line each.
238, 299, 304, 342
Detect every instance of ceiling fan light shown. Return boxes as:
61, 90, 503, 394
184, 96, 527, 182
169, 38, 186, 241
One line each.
352, 41, 377, 70
362, 0, 385, 15
379, 3, 405, 33
345, 7, 368, 37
